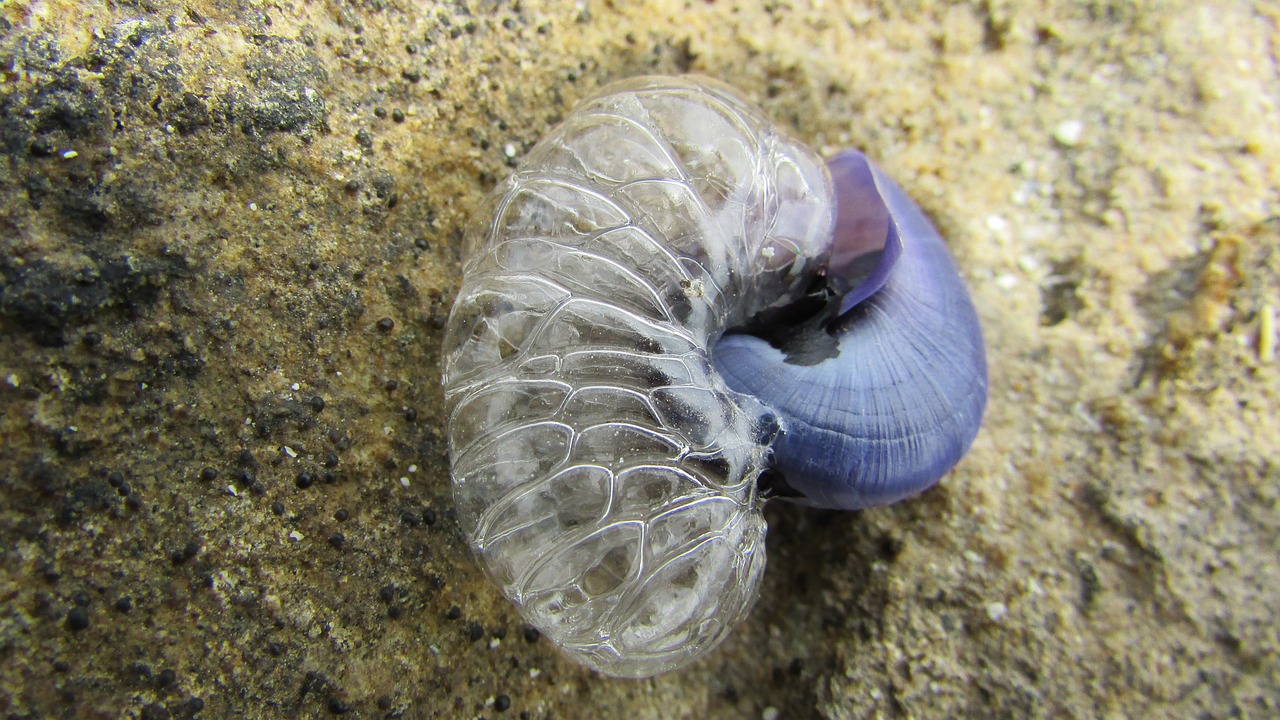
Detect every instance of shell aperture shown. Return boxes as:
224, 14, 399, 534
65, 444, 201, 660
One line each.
441, 75, 987, 677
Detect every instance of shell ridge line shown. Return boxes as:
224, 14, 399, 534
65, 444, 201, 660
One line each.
509, 518, 649, 600
604, 94, 749, 306
450, 418, 573, 476
447, 378, 574, 444
475, 463, 618, 547
493, 176, 631, 242
442, 291, 578, 393
535, 244, 677, 321
538, 296, 702, 350
559, 108, 689, 184
595, 524, 741, 637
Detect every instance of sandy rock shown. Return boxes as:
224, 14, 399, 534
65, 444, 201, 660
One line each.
0, 2, 1275, 718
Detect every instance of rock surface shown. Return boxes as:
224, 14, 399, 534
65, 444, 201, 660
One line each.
1, 1, 1276, 718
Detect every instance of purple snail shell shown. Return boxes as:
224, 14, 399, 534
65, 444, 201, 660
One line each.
441, 75, 987, 677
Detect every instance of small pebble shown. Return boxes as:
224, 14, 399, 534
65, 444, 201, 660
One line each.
1259, 304, 1276, 363
1053, 119, 1084, 147
985, 601, 1009, 622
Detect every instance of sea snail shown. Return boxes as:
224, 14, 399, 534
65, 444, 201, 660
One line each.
442, 75, 987, 677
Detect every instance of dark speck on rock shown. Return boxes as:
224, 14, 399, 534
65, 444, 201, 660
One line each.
328, 698, 350, 714
494, 694, 511, 712
308, 395, 325, 412
295, 471, 314, 489
199, 466, 218, 482
114, 597, 132, 613
271, 501, 285, 516
522, 625, 540, 644
156, 668, 176, 687
140, 704, 171, 720
169, 542, 199, 564
66, 607, 90, 631
445, 605, 461, 620
466, 620, 484, 642
0, 255, 179, 347
377, 317, 394, 331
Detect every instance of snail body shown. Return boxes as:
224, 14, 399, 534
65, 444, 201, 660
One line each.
442, 76, 987, 677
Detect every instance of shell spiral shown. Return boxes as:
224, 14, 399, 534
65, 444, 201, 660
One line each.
442, 76, 835, 677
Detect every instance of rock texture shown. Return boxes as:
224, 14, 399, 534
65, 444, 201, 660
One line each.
0, 1, 1276, 718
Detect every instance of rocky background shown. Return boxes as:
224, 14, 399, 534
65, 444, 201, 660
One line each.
1, 1, 1276, 718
